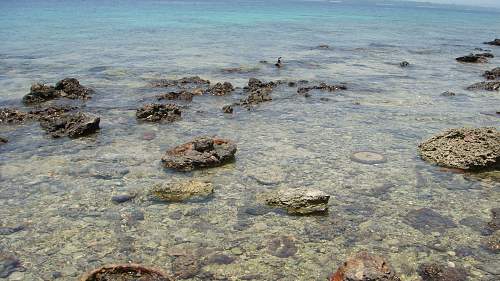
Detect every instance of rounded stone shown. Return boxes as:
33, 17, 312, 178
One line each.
350, 151, 387, 164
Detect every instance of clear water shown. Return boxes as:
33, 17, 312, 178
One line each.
0, 0, 499, 280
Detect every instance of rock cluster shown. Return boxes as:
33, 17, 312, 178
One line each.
330, 252, 400, 281
205, 82, 234, 96
418, 127, 500, 170
236, 78, 277, 108
456, 53, 493, 63
136, 103, 182, 122
297, 82, 347, 96
263, 187, 330, 215
161, 136, 237, 171
152, 76, 210, 88
483, 67, 500, 80
23, 78, 93, 104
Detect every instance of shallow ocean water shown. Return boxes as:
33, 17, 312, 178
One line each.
0, 0, 499, 280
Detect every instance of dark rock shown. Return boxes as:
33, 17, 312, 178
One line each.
400, 61, 410, 67
267, 236, 297, 258
205, 253, 235, 265
0, 253, 21, 278
161, 136, 237, 171
481, 231, 500, 254
0, 136, 7, 144
0, 108, 29, 124
222, 105, 233, 114
80, 264, 173, 281
172, 254, 201, 279
318, 44, 330, 49
0, 225, 24, 235
484, 39, 500, 46
488, 208, 500, 231
330, 251, 400, 281
287, 81, 297, 87
418, 127, 500, 170
456, 53, 491, 63
136, 103, 181, 122
205, 82, 234, 96
39, 112, 100, 138
417, 263, 467, 281
404, 208, 457, 233
441, 91, 456, 96
236, 78, 276, 109
150, 180, 213, 202
459, 216, 489, 235
157, 91, 195, 102
297, 82, 347, 95
467, 81, 500, 91
111, 194, 135, 204
52, 271, 63, 279
263, 187, 330, 215
152, 76, 210, 88
484, 67, 500, 80
29, 105, 77, 120
55, 78, 94, 99
22, 83, 59, 104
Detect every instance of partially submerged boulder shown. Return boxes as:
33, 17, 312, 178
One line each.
484, 67, 500, 80
222, 105, 233, 114
484, 39, 500, 46
456, 53, 492, 63
205, 82, 234, 96
152, 76, 210, 88
330, 251, 400, 281
466, 81, 500, 91
0, 136, 7, 144
297, 82, 347, 95
236, 78, 276, 108
400, 61, 410, 67
150, 180, 213, 202
136, 103, 181, 122
161, 136, 237, 171
417, 263, 467, 281
23, 78, 93, 105
263, 187, 330, 215
39, 112, 100, 138
79, 264, 173, 281
418, 127, 500, 171
157, 91, 195, 102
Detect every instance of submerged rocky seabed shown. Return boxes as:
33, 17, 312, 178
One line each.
1, 14, 500, 280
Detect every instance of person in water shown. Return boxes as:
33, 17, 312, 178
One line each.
275, 57, 282, 68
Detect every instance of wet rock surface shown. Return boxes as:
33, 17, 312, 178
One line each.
418, 127, 500, 170
161, 136, 237, 171
0, 108, 29, 124
484, 67, 500, 80
467, 81, 500, 91
23, 78, 93, 105
205, 82, 234, 96
222, 105, 233, 114
330, 251, 400, 281
80, 264, 173, 281
297, 82, 347, 96
150, 180, 213, 202
0, 253, 22, 278
156, 91, 195, 102
456, 53, 493, 63
484, 39, 500, 46
404, 208, 457, 233
267, 236, 298, 258
136, 103, 182, 122
235, 78, 276, 108
417, 263, 467, 281
152, 76, 210, 88
263, 187, 330, 215
39, 112, 100, 138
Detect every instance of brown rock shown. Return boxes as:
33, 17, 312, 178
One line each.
156, 91, 195, 102
161, 136, 237, 171
152, 76, 210, 88
55, 78, 94, 100
417, 263, 467, 281
0, 108, 29, 124
483, 67, 500, 80
172, 254, 201, 279
39, 112, 100, 138
330, 251, 400, 281
136, 103, 181, 123
79, 263, 173, 281
205, 82, 234, 96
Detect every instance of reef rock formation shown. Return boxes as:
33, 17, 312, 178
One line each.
205, 82, 234, 96
161, 136, 237, 171
156, 91, 195, 102
136, 103, 181, 122
456, 53, 493, 63
417, 263, 467, 281
484, 67, 500, 80
297, 82, 347, 96
0, 108, 29, 124
330, 251, 400, 281
264, 187, 330, 215
39, 112, 100, 138
236, 78, 277, 108
466, 81, 500, 91
23, 78, 93, 104
418, 127, 500, 170
152, 76, 210, 88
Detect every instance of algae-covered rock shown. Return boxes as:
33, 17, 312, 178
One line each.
330, 251, 400, 281
263, 187, 329, 215
161, 136, 237, 171
418, 127, 500, 171
150, 180, 213, 202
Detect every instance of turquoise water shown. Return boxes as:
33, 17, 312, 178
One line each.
0, 0, 499, 280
